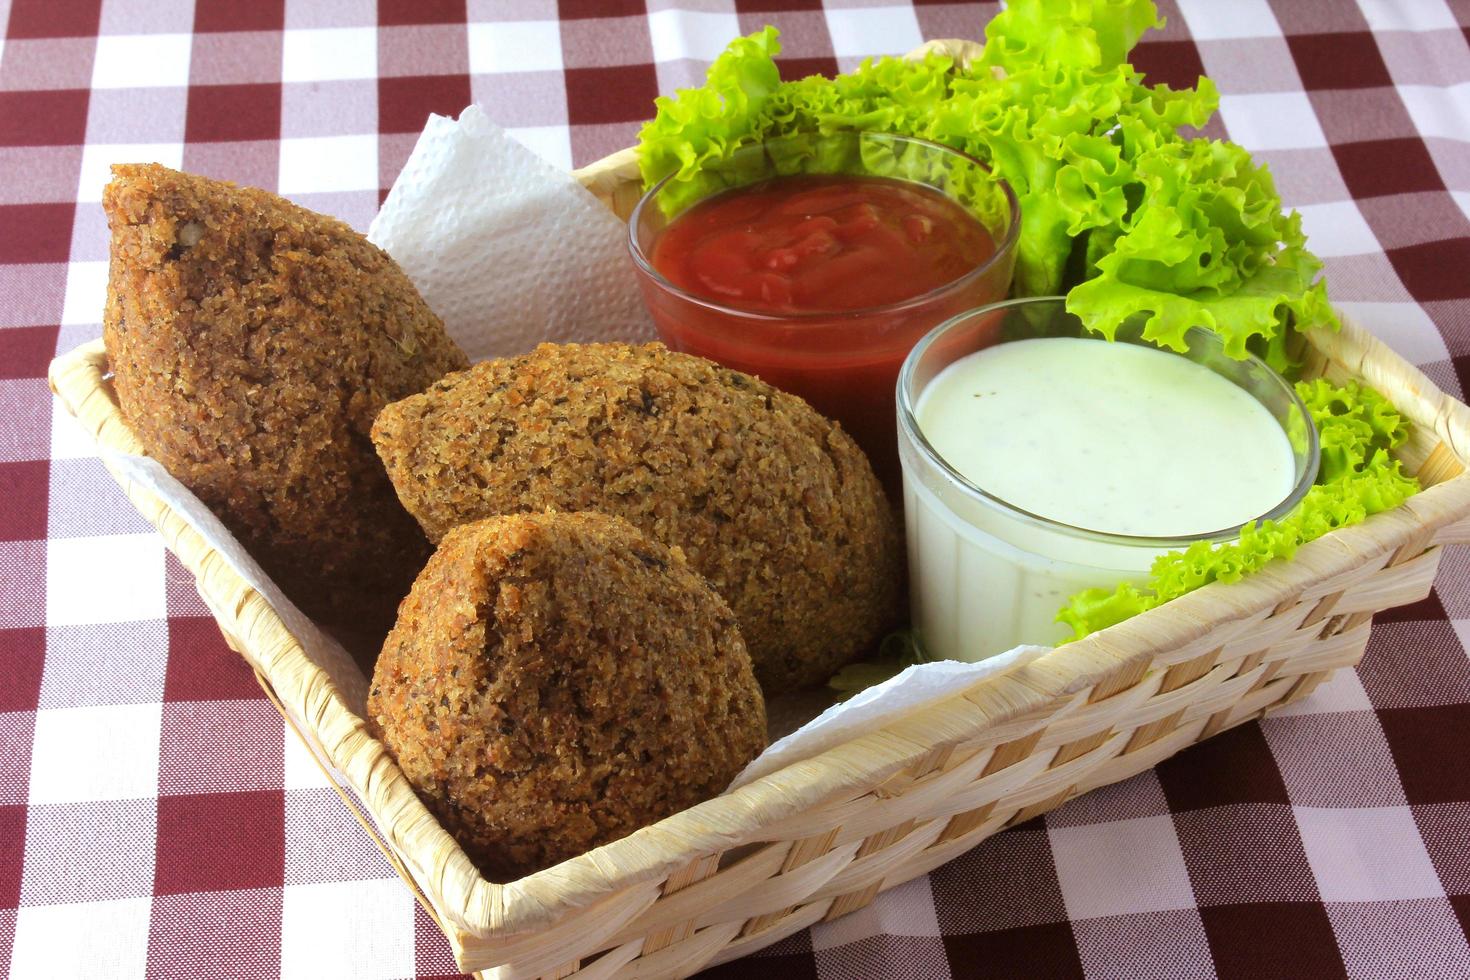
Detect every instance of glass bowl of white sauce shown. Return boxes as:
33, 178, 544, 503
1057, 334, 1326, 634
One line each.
896, 296, 1320, 662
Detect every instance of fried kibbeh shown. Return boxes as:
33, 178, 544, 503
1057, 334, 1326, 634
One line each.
102, 164, 469, 639
367, 511, 766, 880
372, 342, 902, 691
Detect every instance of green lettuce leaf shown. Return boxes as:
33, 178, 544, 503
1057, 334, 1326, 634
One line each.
1065, 139, 1341, 357
1056, 379, 1420, 642
978, 0, 1163, 71
636, 26, 783, 197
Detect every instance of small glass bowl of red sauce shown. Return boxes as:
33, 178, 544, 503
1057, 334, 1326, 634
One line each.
628, 130, 1020, 495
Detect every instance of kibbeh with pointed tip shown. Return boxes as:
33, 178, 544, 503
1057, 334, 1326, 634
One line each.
103, 163, 468, 641
366, 510, 767, 880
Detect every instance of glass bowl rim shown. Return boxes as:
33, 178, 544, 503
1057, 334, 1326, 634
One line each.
896, 295, 1323, 548
626, 130, 1023, 323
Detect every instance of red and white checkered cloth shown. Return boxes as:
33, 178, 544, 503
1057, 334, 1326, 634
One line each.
3, 1, 1470, 977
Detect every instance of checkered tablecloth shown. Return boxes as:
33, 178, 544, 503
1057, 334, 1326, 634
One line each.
3, 0, 1470, 977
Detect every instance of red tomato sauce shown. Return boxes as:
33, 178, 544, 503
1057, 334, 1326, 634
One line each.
639, 173, 1011, 497
651, 175, 996, 315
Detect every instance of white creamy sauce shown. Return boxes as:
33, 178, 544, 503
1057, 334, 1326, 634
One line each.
915, 337, 1295, 537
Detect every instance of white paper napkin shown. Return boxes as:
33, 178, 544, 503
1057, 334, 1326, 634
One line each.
367, 104, 655, 361
734, 648, 1048, 787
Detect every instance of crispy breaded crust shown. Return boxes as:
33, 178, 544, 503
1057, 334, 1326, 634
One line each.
367, 511, 766, 880
102, 164, 468, 640
372, 342, 902, 691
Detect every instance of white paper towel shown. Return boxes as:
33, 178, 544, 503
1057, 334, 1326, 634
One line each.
367, 105, 655, 361
734, 649, 1047, 788
94, 106, 1051, 785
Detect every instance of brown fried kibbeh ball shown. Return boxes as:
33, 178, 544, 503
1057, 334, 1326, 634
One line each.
366, 511, 767, 881
371, 341, 902, 692
102, 163, 468, 640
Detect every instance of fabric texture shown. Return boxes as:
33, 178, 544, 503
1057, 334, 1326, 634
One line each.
2, 0, 1470, 977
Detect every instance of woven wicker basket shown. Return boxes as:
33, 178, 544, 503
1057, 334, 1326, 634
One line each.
48, 39, 1470, 979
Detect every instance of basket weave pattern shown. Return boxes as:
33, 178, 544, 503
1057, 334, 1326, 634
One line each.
48, 40, 1470, 978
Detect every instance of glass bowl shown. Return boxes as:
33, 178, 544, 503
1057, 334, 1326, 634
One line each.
896, 296, 1321, 661
629, 130, 1020, 495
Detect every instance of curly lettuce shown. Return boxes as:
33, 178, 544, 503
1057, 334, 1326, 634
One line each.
1065, 137, 1338, 368
637, 26, 783, 195
1056, 379, 1420, 641
635, 0, 1338, 362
